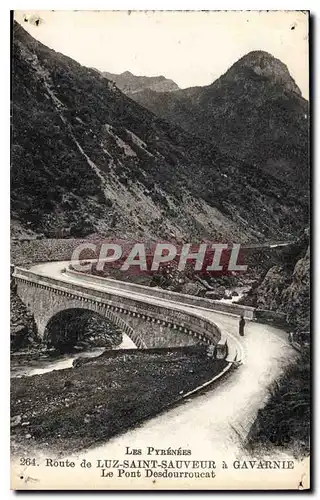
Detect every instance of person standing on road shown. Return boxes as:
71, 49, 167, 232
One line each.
239, 315, 245, 337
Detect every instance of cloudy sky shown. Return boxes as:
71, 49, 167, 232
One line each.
14, 10, 309, 98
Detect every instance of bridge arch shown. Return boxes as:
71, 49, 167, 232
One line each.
14, 269, 224, 352
43, 307, 124, 351
40, 300, 147, 351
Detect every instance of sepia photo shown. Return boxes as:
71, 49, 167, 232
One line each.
10, 10, 310, 490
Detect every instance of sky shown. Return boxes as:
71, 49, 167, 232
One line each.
14, 10, 309, 98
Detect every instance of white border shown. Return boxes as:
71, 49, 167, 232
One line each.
2, 2, 317, 499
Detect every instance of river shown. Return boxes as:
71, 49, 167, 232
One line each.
11, 333, 137, 378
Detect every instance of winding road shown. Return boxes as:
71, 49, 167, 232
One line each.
13, 260, 302, 489
28, 261, 295, 447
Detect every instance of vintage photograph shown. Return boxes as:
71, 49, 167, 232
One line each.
10, 10, 310, 490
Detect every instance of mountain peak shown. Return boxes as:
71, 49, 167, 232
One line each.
230, 50, 301, 95
101, 70, 179, 94
131, 49, 308, 193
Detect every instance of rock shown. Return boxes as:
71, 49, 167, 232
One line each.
181, 281, 202, 296
72, 357, 91, 368
11, 415, 22, 427
207, 345, 215, 358
64, 380, 74, 388
206, 289, 225, 300
25, 434, 32, 439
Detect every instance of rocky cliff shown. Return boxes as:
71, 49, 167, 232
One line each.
10, 286, 38, 349
251, 230, 310, 329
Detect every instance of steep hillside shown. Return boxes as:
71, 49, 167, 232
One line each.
132, 51, 309, 192
11, 24, 308, 240
101, 70, 179, 94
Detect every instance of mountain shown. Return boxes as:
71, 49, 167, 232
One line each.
11, 23, 308, 241
131, 51, 309, 191
100, 70, 179, 95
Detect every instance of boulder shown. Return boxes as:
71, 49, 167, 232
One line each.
11, 415, 22, 428
206, 288, 225, 301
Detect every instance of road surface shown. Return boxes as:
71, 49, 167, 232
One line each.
28, 261, 296, 453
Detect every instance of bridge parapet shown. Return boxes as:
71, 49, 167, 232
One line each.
13, 267, 223, 350
65, 267, 255, 319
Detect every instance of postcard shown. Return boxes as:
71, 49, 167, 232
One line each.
10, 10, 310, 490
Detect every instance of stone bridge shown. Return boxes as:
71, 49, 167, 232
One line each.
13, 265, 232, 356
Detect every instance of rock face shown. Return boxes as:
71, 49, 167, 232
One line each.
10, 287, 38, 349
253, 231, 310, 329
11, 22, 308, 241
101, 70, 180, 94
132, 50, 309, 192
255, 265, 292, 311
281, 245, 310, 329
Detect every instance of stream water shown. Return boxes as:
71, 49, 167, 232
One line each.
217, 285, 251, 304
11, 333, 137, 378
